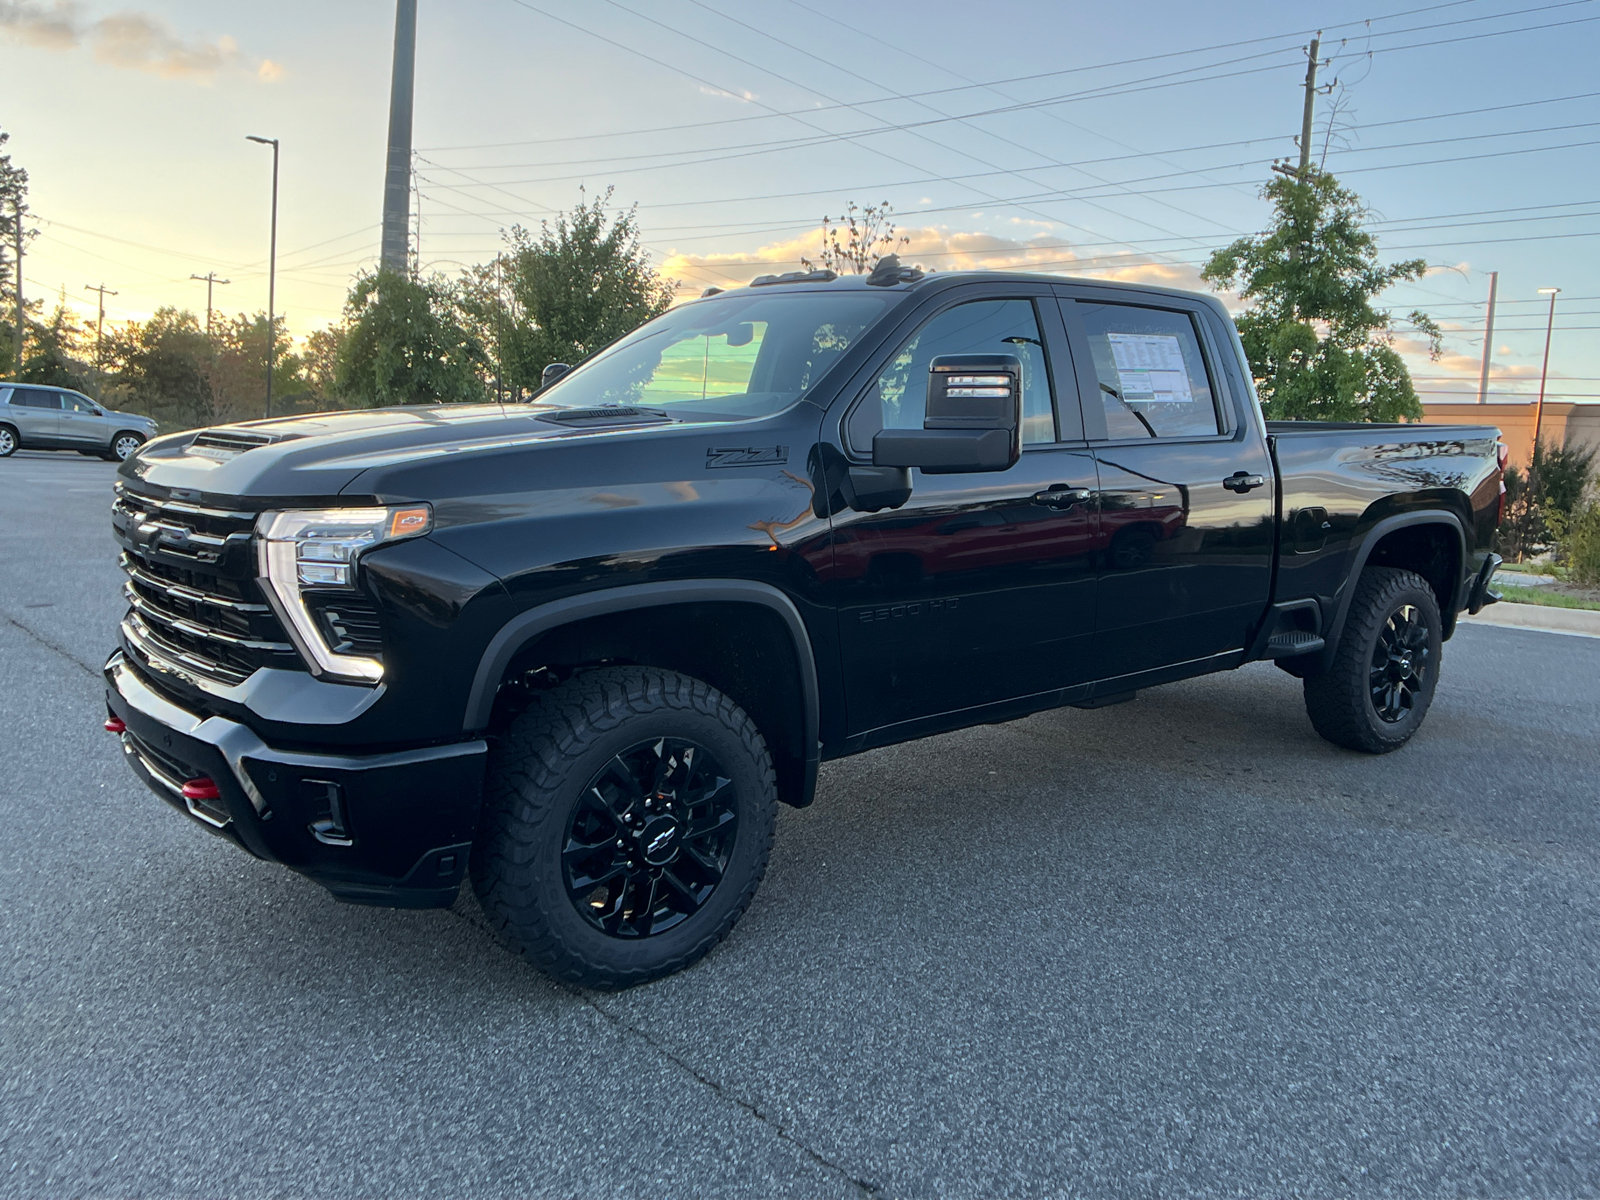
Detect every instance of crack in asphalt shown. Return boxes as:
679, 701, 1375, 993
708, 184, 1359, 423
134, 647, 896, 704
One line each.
579, 993, 880, 1199
438, 901, 878, 1197
0, 610, 101, 679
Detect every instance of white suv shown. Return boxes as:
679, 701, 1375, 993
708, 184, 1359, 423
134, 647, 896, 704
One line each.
0, 384, 159, 461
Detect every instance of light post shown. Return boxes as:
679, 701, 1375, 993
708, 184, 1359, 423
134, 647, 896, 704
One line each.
1531, 287, 1560, 480
246, 135, 279, 419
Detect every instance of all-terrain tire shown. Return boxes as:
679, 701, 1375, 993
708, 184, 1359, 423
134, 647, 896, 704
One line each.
1303, 566, 1442, 754
471, 666, 777, 989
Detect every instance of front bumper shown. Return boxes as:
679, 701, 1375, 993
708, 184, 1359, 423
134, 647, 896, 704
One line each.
105, 652, 487, 908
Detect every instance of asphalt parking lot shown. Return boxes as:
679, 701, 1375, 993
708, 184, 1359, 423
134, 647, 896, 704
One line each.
3, 447, 1599, 1199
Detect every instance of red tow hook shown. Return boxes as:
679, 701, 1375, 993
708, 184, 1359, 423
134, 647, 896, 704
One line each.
104, 716, 127, 734
181, 778, 222, 802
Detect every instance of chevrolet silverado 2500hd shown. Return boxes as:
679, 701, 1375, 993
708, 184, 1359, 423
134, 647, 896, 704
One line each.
104, 265, 1505, 988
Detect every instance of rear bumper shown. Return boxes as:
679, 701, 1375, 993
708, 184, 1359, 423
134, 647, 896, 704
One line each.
105, 652, 486, 908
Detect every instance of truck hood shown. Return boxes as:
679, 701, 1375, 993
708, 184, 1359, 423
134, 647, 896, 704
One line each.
120, 403, 680, 499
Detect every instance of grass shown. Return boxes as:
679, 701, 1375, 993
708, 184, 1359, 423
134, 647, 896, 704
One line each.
1495, 584, 1600, 611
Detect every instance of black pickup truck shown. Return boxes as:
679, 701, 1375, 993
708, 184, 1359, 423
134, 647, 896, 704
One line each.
104, 266, 1505, 987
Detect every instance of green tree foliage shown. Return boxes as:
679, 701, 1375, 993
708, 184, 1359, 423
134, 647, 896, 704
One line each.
105, 307, 216, 428
1499, 440, 1598, 562
0, 128, 33, 378
19, 298, 89, 390
464, 188, 674, 395
1202, 171, 1441, 422
334, 268, 484, 407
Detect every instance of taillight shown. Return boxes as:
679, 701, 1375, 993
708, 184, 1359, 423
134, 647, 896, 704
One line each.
1496, 441, 1510, 472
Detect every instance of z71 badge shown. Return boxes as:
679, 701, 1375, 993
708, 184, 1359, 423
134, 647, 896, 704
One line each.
706, 446, 788, 469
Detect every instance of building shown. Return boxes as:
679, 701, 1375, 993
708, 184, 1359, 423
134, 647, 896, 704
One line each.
1416, 401, 1600, 469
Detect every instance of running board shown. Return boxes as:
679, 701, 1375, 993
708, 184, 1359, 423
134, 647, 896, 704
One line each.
1264, 630, 1326, 657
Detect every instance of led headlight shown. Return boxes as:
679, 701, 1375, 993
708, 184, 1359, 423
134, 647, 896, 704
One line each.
256, 505, 432, 683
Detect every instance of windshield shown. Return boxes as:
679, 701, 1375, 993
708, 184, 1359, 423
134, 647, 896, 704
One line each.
534, 290, 894, 421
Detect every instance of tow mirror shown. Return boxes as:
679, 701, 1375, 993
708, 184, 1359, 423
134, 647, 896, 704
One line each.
872, 353, 1022, 474
541, 362, 572, 389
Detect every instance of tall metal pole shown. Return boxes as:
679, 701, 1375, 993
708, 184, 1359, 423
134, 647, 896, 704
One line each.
380, 0, 418, 274
190, 271, 231, 334
1476, 271, 1497, 405
247, 136, 279, 419
1298, 34, 1322, 174
1531, 288, 1560, 472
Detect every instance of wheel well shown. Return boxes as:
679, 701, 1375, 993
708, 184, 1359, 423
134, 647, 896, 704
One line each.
1364, 522, 1460, 617
112, 429, 145, 443
491, 601, 811, 807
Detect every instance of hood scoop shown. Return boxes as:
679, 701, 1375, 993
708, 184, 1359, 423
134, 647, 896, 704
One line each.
187, 428, 300, 462
536, 406, 672, 428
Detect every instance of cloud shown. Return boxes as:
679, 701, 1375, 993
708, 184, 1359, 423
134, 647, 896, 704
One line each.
659, 223, 1217, 295
0, 1, 277, 80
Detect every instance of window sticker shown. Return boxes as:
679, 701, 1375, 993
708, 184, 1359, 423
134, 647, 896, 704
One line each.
1107, 332, 1193, 404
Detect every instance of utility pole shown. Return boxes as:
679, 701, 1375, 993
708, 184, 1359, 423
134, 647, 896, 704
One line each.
83, 282, 118, 366
1298, 33, 1322, 174
190, 271, 231, 334
380, 0, 418, 274
1476, 271, 1498, 405
11, 215, 22, 369
246, 135, 280, 419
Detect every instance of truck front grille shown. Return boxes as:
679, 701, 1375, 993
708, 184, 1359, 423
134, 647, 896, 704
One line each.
113, 487, 302, 690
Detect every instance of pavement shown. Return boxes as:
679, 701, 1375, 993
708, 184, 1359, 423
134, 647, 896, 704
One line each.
3, 447, 1600, 1199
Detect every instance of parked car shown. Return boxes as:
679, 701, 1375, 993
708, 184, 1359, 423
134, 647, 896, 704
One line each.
102, 266, 1506, 989
0, 382, 157, 461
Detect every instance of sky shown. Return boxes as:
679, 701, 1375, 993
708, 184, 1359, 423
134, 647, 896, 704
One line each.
1, 0, 1597, 404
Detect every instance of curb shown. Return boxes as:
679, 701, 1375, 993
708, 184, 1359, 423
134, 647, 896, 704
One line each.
1460, 599, 1600, 640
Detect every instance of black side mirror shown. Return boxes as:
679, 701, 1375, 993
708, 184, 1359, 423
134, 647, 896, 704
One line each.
871, 353, 1022, 474
541, 362, 572, 389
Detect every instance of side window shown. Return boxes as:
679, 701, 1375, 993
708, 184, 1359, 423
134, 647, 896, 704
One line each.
848, 298, 1056, 451
12, 389, 61, 410
61, 393, 98, 413
1076, 301, 1222, 439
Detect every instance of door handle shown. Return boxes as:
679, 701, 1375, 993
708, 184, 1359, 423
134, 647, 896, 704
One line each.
1031, 486, 1092, 509
1222, 472, 1266, 493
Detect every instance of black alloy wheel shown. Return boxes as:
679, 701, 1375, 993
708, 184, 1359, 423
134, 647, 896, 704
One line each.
1369, 603, 1430, 723
563, 737, 739, 938
472, 666, 777, 989
1304, 566, 1443, 754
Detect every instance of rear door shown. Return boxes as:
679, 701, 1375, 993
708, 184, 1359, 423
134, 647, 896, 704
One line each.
57, 391, 110, 447
824, 285, 1101, 735
6, 388, 64, 445
1056, 288, 1274, 679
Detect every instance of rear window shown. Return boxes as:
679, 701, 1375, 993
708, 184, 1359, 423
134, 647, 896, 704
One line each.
1076, 301, 1223, 440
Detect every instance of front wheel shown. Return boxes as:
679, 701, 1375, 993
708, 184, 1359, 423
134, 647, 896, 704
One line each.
1303, 566, 1442, 753
471, 666, 777, 989
108, 432, 145, 462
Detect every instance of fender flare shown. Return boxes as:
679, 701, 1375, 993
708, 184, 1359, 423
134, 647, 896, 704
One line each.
461, 579, 822, 802
1318, 509, 1467, 667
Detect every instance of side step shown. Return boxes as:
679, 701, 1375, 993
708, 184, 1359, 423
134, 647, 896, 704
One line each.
1264, 630, 1325, 658
1071, 690, 1137, 710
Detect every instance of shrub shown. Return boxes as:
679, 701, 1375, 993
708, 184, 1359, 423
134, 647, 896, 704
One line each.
1567, 502, 1600, 587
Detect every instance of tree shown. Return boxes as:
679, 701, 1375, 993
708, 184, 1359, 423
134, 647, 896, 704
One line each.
105, 307, 216, 429
334, 268, 484, 407
20, 297, 90, 390
1201, 171, 1441, 422
0, 128, 33, 378
800, 201, 909, 276
465, 188, 674, 394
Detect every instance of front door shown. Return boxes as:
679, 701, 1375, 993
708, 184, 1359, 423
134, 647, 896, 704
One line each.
824, 290, 1101, 737
1057, 291, 1274, 680
57, 392, 109, 446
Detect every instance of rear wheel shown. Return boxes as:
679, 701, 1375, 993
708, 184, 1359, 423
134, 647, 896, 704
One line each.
1303, 566, 1442, 753
0, 425, 16, 457
471, 666, 777, 989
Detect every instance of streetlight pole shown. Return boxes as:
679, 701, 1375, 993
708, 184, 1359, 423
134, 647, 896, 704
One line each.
1531, 287, 1560, 477
246, 135, 279, 419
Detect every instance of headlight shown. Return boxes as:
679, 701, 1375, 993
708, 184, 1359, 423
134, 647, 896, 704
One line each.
256, 505, 432, 683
